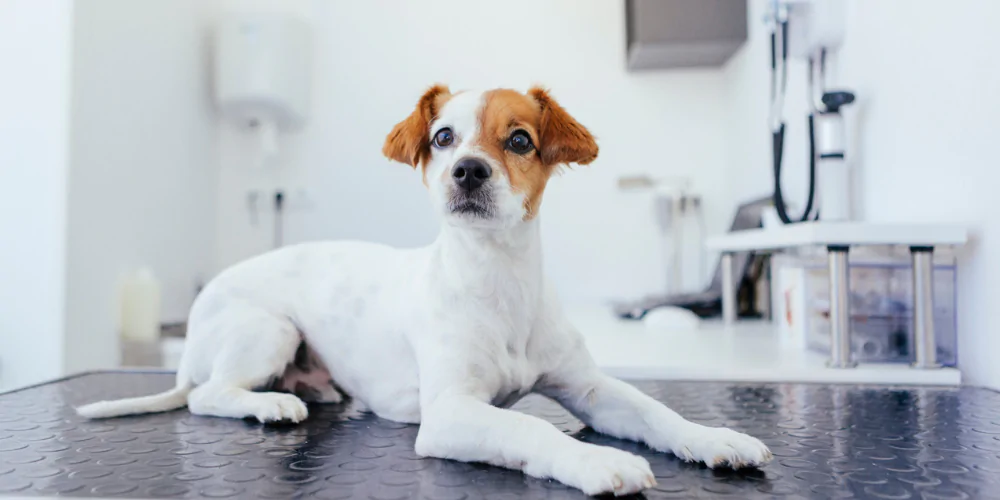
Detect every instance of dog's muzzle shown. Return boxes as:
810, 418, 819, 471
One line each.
448, 157, 494, 218
448, 189, 494, 218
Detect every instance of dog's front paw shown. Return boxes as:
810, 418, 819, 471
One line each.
554, 445, 656, 496
250, 393, 309, 423
670, 426, 772, 469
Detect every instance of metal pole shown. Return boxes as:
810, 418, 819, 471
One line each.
911, 246, 940, 368
827, 246, 855, 368
721, 253, 736, 325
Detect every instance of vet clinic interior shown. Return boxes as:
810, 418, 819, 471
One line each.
2, 1, 999, 498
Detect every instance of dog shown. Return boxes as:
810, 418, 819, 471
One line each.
77, 85, 771, 496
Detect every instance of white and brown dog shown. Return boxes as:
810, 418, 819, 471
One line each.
77, 85, 771, 496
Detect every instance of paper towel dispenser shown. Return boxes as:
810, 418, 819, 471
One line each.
213, 13, 313, 162
625, 0, 747, 71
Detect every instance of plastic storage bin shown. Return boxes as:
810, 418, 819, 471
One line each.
774, 248, 957, 366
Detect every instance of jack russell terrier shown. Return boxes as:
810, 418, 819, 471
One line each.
77, 85, 771, 496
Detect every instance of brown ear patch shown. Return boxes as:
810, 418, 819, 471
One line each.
382, 84, 452, 168
528, 87, 598, 167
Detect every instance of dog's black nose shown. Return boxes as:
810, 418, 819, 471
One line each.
452, 158, 491, 191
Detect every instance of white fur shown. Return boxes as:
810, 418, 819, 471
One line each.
76, 90, 771, 496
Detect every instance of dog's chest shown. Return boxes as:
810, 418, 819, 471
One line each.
472, 318, 542, 407
488, 355, 537, 408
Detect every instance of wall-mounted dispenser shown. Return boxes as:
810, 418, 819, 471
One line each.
213, 13, 313, 166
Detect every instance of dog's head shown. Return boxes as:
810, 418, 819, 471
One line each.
382, 85, 598, 230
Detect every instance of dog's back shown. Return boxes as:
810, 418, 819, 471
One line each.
77, 240, 423, 421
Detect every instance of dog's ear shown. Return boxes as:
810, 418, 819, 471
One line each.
383, 84, 451, 168
528, 87, 598, 166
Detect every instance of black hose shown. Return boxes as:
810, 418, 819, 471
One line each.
771, 19, 818, 224
769, 31, 776, 101
773, 114, 818, 224
780, 20, 789, 93
781, 19, 788, 60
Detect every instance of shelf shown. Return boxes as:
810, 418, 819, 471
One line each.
705, 222, 968, 253
569, 307, 962, 386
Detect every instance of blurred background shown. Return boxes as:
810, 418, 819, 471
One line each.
0, 0, 997, 394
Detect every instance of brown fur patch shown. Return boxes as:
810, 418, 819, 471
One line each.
382, 84, 453, 172
476, 88, 598, 219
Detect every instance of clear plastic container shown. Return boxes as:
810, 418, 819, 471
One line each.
786, 247, 958, 366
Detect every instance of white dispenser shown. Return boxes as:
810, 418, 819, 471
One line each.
120, 267, 161, 343
213, 14, 313, 164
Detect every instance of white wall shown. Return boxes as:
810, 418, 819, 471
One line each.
0, 0, 74, 390
63, 0, 220, 374
213, 0, 732, 303
724, 0, 1000, 389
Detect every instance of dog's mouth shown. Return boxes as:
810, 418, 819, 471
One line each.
448, 191, 494, 219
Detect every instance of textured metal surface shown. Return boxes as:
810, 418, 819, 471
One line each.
3, 373, 1000, 499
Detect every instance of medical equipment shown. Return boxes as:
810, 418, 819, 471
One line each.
766, 0, 854, 223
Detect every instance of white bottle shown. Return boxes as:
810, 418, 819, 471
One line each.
120, 267, 162, 343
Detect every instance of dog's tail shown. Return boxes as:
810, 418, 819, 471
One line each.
76, 382, 193, 419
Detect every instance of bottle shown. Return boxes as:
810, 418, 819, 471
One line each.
120, 267, 162, 343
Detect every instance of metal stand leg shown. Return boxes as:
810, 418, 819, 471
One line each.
721, 253, 736, 325
827, 246, 856, 368
911, 246, 940, 369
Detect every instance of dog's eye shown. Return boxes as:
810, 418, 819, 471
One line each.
506, 130, 534, 155
432, 128, 454, 148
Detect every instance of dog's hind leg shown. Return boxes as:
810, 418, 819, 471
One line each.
186, 307, 309, 423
